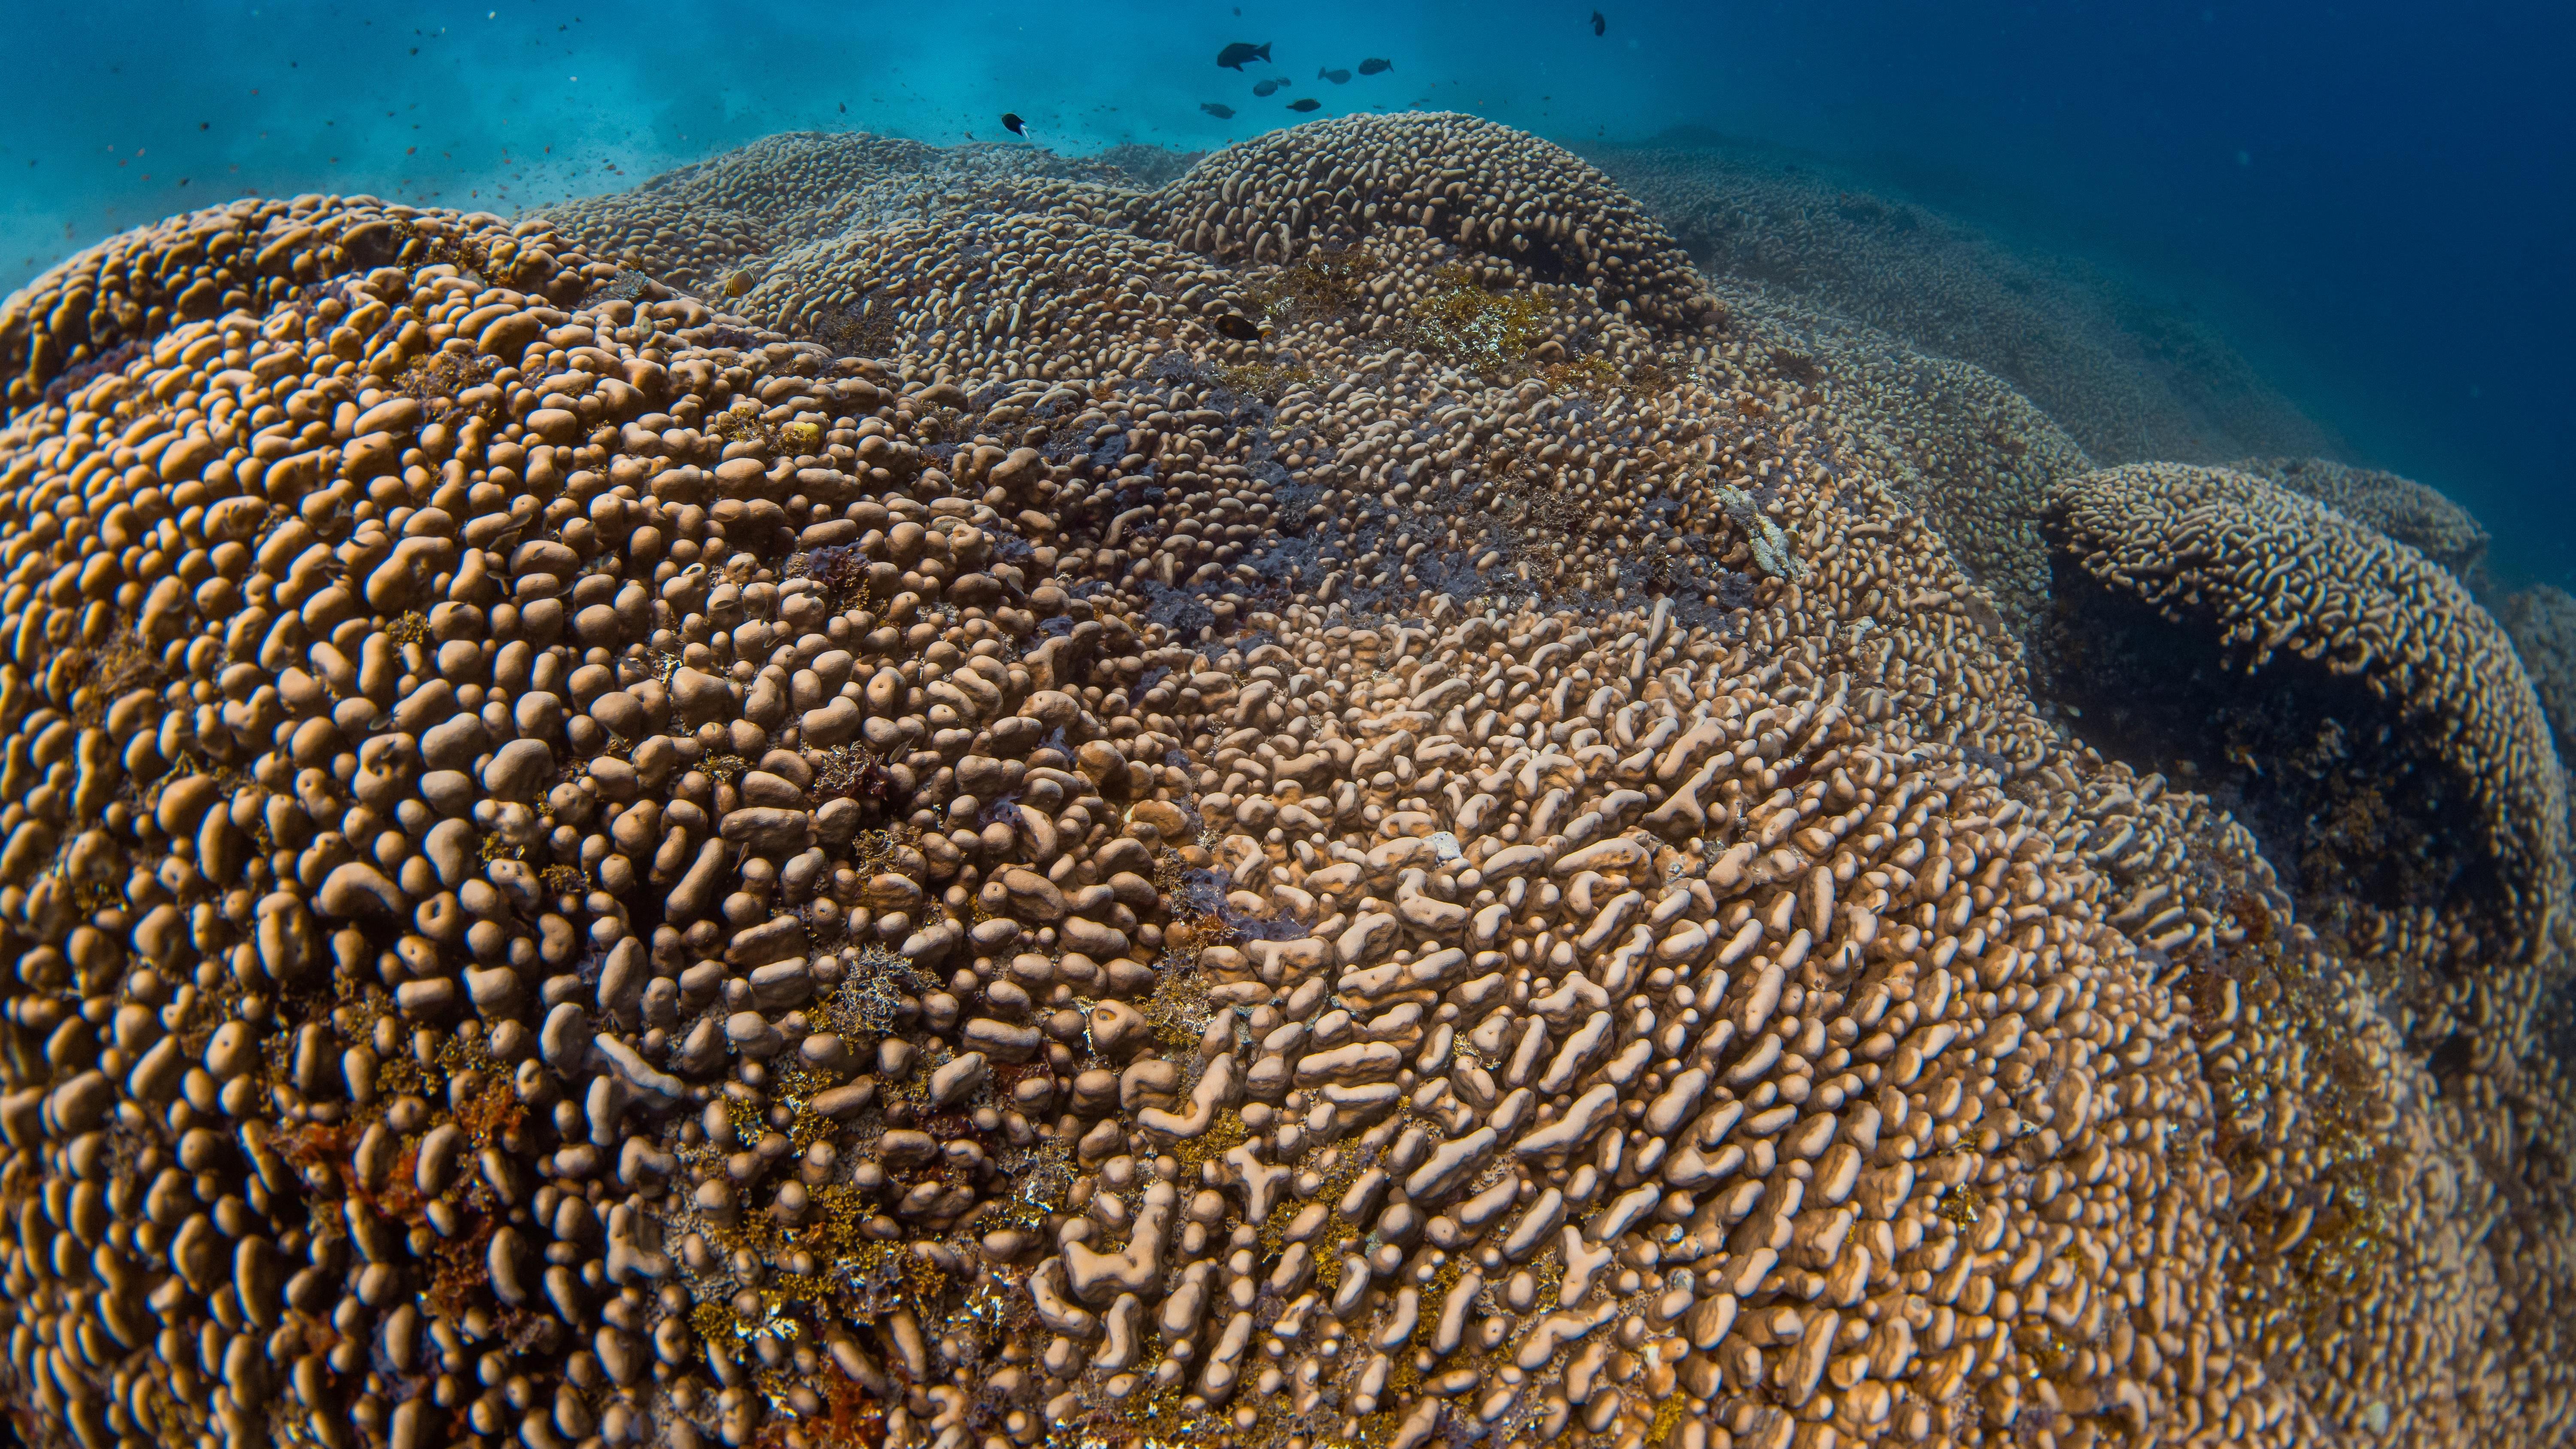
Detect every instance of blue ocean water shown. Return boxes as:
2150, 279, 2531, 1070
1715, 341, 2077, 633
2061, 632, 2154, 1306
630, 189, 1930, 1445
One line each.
4, 0, 2571, 584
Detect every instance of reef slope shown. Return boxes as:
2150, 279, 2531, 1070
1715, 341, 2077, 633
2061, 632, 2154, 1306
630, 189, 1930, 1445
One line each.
0, 118, 2567, 1449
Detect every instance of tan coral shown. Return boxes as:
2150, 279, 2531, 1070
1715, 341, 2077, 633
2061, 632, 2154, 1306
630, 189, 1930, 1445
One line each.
1142, 113, 1723, 331
2047, 461, 2568, 964
0, 198, 593, 412
2501, 583, 2576, 777
0, 119, 2568, 1449
734, 211, 1254, 387
2230, 455, 2492, 585
1708, 285, 2093, 633
1160, 601, 2285, 1449
1583, 142, 2335, 467
527, 131, 1158, 299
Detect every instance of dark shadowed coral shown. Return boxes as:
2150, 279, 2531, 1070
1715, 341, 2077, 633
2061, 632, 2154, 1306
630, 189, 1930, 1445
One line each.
2504, 583, 2576, 781
2044, 462, 2565, 969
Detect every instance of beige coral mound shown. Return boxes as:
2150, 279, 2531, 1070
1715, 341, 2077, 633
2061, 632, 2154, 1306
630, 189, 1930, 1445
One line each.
2046, 461, 2568, 961
620, 131, 951, 231
1152, 608, 2273, 1449
0, 121, 2568, 1449
1712, 286, 2093, 635
0, 193, 1268, 1449
528, 131, 1159, 299
0, 197, 591, 413
2230, 455, 2492, 584
2502, 583, 2576, 776
533, 116, 1723, 345
735, 211, 1254, 386
1141, 113, 1724, 332
2036, 463, 2576, 1449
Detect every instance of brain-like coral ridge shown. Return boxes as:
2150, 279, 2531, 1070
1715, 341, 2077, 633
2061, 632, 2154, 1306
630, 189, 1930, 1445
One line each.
2047, 462, 2568, 966
527, 112, 1723, 370
0, 118, 2567, 1449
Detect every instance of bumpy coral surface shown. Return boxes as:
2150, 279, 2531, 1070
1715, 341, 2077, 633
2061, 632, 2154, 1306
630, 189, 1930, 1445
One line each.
2045, 462, 2566, 969
2502, 583, 2576, 777
0, 117, 2567, 1449
527, 133, 1160, 303
1705, 295, 2092, 636
2228, 456, 2493, 588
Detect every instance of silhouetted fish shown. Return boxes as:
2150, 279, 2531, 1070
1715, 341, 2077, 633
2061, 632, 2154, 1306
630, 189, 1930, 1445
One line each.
1592, 11, 1606, 36
1318, 67, 1351, 83
1252, 78, 1287, 97
1358, 57, 1392, 74
1217, 41, 1271, 69
1001, 112, 1029, 137
1201, 102, 1236, 119
1213, 314, 1261, 341
1287, 97, 1322, 112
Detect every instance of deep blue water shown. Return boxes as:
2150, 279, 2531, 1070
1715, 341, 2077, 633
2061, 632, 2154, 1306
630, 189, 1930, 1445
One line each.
7, 0, 2569, 586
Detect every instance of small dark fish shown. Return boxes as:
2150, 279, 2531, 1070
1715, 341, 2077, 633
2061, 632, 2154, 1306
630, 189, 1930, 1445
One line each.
1318, 67, 1351, 83
1358, 57, 1392, 74
1217, 41, 1271, 70
1201, 102, 1236, 119
1252, 78, 1286, 97
1001, 112, 1029, 137
1286, 97, 1322, 112
1213, 313, 1261, 341
1592, 10, 1606, 36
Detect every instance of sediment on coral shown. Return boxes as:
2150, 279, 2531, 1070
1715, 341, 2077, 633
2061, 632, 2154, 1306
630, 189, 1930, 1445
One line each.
1581, 138, 2337, 469
0, 116, 2567, 1449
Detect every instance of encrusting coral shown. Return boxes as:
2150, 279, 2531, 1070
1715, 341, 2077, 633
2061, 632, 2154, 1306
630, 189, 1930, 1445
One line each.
0, 115, 2567, 1449
2502, 583, 2576, 780
2227, 456, 2493, 589
2043, 462, 2566, 974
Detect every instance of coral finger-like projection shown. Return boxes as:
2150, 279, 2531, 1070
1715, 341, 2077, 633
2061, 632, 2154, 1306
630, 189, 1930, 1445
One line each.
0, 117, 2567, 1449
1137, 114, 1724, 332
2226, 456, 2493, 587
